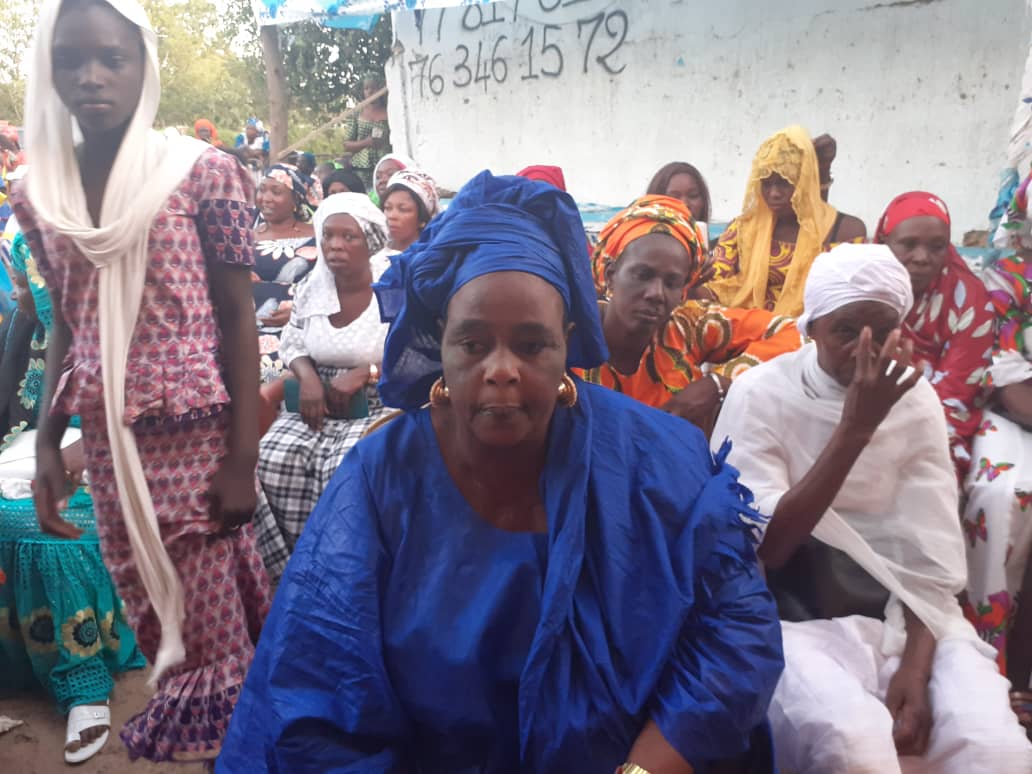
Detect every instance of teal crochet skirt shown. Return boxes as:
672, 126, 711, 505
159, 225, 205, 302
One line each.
0, 489, 145, 713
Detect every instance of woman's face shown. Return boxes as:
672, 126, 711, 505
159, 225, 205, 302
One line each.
441, 271, 569, 450
327, 181, 349, 196
384, 189, 423, 249
810, 301, 902, 387
10, 270, 37, 322
375, 161, 403, 198
665, 173, 706, 221
883, 216, 950, 298
320, 213, 370, 277
257, 178, 296, 224
196, 125, 212, 142
51, 1, 146, 138
760, 173, 796, 218
605, 233, 694, 337
363, 79, 380, 100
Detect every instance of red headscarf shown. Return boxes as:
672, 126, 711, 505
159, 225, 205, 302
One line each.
193, 118, 221, 146
875, 191, 995, 481
517, 165, 567, 192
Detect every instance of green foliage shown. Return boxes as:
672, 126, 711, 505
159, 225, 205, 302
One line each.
0, 0, 393, 145
279, 16, 393, 116
144, 0, 258, 130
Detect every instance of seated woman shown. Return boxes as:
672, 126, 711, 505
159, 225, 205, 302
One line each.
964, 198, 1032, 724
0, 235, 144, 765
875, 191, 995, 481
580, 195, 800, 436
253, 193, 392, 585
218, 171, 784, 772
382, 168, 439, 254
645, 161, 712, 246
253, 164, 318, 382
701, 125, 866, 315
713, 243, 1031, 773
372, 152, 414, 203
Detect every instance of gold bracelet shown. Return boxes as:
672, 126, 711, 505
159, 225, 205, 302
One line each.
617, 765, 654, 774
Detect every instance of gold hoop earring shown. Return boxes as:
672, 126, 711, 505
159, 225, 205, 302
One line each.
557, 373, 578, 408
429, 376, 450, 406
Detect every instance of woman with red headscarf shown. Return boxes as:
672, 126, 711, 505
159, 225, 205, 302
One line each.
192, 118, 222, 148
578, 195, 801, 436
875, 192, 995, 482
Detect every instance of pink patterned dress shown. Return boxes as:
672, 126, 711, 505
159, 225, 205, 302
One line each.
12, 148, 272, 762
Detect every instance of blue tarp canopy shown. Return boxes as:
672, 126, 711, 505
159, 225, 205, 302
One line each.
252, 0, 501, 29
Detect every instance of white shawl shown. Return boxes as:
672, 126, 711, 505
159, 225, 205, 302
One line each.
713, 344, 990, 657
24, 0, 210, 682
292, 192, 388, 320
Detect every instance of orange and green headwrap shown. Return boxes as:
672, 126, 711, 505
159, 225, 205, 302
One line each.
591, 195, 704, 296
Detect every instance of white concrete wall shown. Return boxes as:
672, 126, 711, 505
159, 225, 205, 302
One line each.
386, 0, 1031, 234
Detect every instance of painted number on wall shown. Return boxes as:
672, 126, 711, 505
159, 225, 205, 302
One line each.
407, 0, 629, 98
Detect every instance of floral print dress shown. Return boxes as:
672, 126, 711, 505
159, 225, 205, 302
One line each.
961, 253, 1032, 678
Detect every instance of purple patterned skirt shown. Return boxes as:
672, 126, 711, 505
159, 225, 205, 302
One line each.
80, 408, 271, 762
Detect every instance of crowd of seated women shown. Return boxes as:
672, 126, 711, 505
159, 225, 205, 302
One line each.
6, 116, 1032, 771
227, 119, 1032, 769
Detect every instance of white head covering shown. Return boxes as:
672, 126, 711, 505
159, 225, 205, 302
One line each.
24, 0, 212, 683
293, 192, 388, 320
796, 242, 914, 335
372, 152, 415, 186
385, 168, 440, 218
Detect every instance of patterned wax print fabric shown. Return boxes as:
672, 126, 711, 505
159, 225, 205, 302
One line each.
218, 383, 783, 772
709, 218, 864, 312
961, 253, 1032, 676
12, 149, 272, 762
703, 125, 840, 315
578, 300, 800, 409
0, 234, 144, 715
899, 253, 995, 481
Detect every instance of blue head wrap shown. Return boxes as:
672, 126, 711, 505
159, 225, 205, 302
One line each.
374, 170, 608, 410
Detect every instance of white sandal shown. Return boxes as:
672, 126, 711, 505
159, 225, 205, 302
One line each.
64, 702, 110, 765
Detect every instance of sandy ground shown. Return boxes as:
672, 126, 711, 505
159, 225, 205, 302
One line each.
0, 669, 206, 774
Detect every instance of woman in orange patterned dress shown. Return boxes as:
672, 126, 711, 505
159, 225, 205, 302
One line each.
700, 126, 866, 316
579, 195, 801, 436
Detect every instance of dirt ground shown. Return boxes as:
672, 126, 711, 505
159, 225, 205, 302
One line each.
0, 669, 206, 774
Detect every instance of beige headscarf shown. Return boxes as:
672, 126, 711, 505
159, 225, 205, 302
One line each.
24, 0, 210, 683
709, 125, 838, 315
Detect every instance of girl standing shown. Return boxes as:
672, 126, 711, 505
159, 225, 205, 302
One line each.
12, 0, 270, 762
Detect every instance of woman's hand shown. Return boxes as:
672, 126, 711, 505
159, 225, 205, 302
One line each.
208, 454, 257, 533
841, 328, 922, 440
300, 373, 328, 431
326, 366, 369, 417
258, 304, 292, 328
662, 376, 726, 436
34, 443, 83, 539
885, 664, 933, 756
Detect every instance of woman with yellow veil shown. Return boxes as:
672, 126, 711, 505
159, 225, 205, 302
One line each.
702, 126, 866, 316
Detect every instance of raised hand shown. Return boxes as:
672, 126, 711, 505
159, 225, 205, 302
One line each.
841, 327, 922, 440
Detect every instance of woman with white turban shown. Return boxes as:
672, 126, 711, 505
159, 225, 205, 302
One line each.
713, 243, 1032, 772
252, 193, 392, 585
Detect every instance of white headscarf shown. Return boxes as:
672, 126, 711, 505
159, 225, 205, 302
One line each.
714, 345, 988, 657
796, 243, 914, 335
293, 192, 388, 320
372, 152, 415, 185
24, 0, 211, 683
